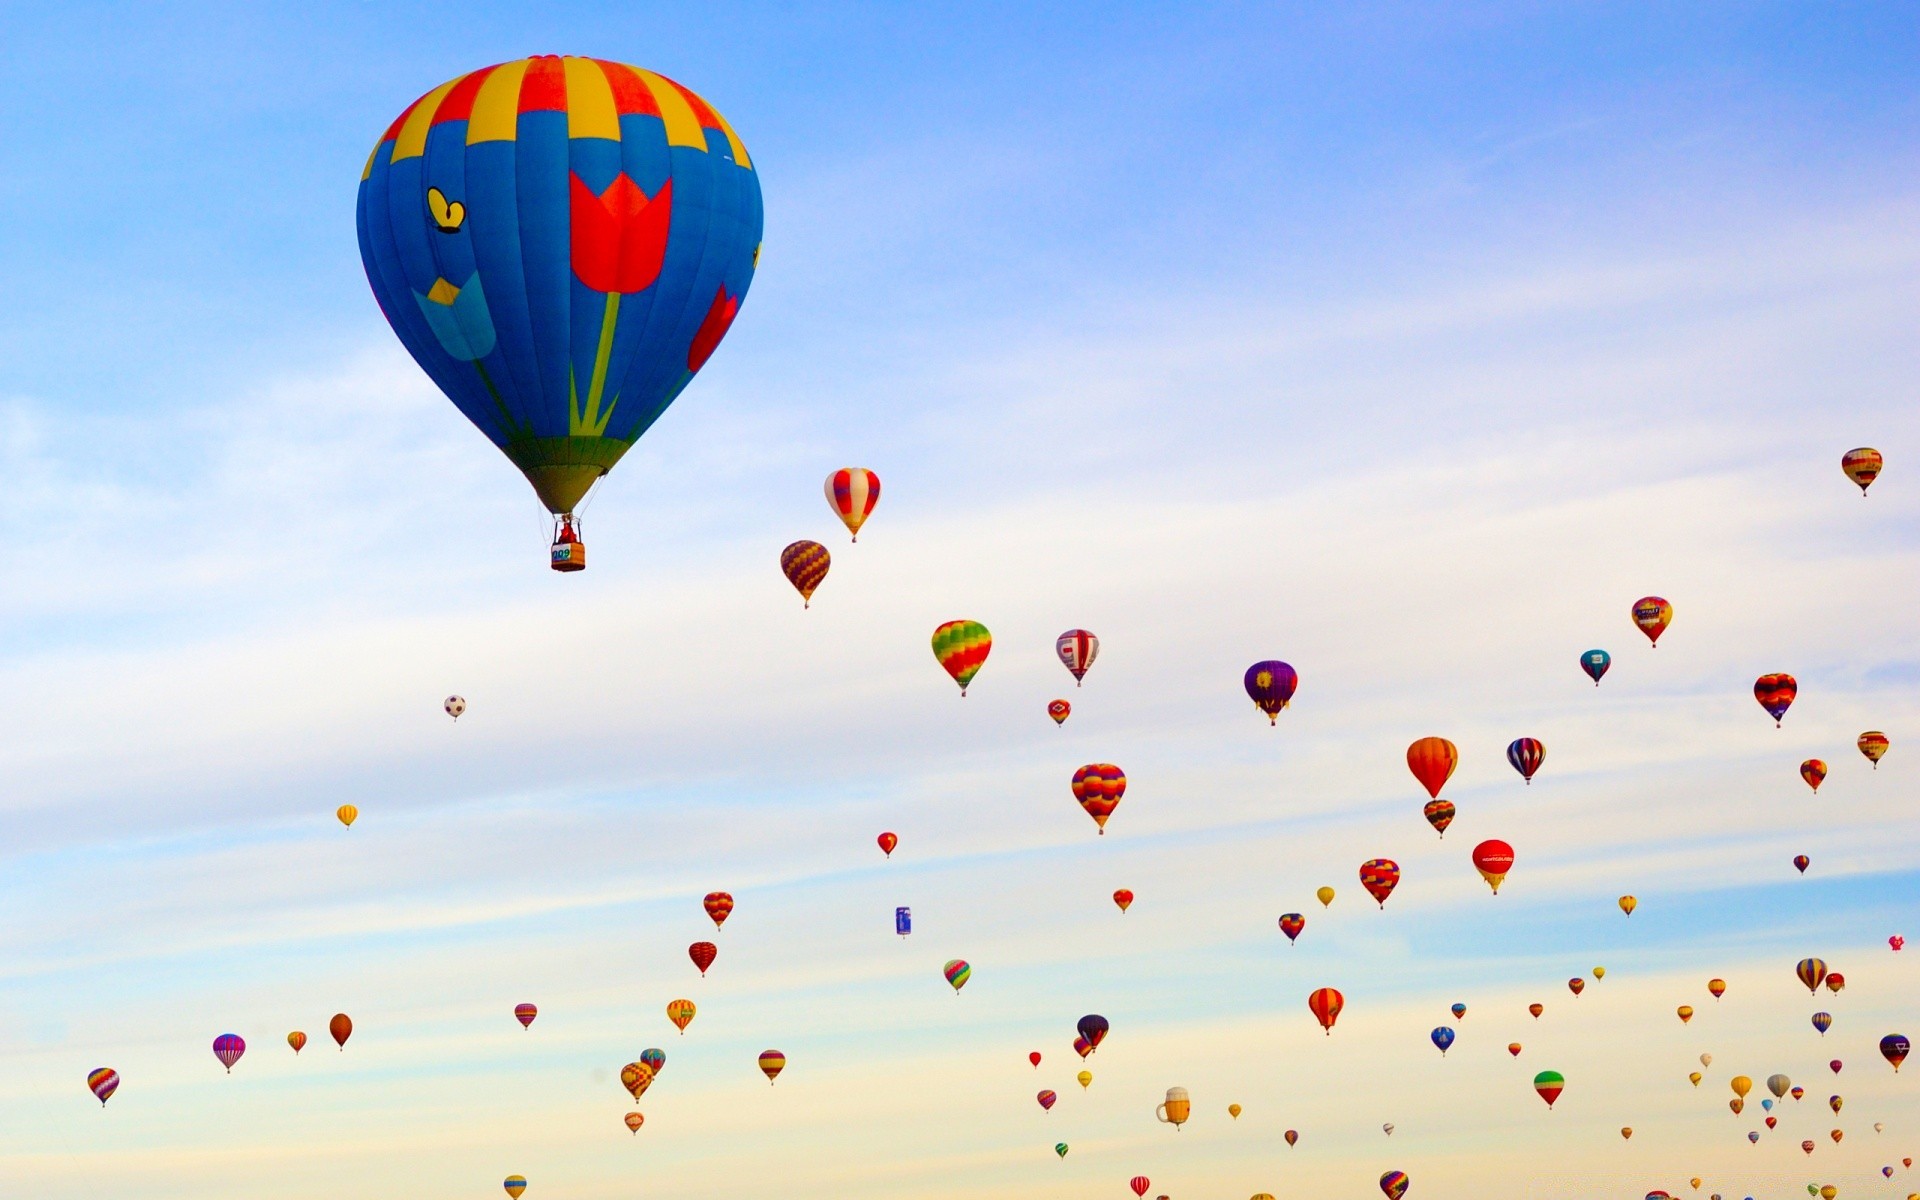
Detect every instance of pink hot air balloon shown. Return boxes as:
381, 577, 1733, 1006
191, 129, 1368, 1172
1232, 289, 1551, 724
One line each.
514, 1003, 538, 1029
212, 1034, 246, 1073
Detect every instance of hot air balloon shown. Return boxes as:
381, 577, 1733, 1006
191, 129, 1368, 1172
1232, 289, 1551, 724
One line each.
1431, 1026, 1455, 1055
1155, 1086, 1190, 1128
1383, 1123, 1395, 1136
1533, 1070, 1564, 1108
1056, 630, 1099, 685
358, 57, 763, 569
1422, 799, 1455, 837
1813, 1012, 1832, 1035
1796, 855, 1811, 874
825, 468, 880, 540
1797, 958, 1828, 994
1284, 1129, 1299, 1146
1278, 913, 1305, 943
1708, 978, 1726, 1000
1078, 1015, 1109, 1051
1380, 1171, 1410, 1200
511, 1002, 538, 1029
1359, 859, 1401, 908
1591, 966, 1605, 979
1581, 649, 1611, 685
1755, 674, 1798, 726
1568, 977, 1585, 996
1509, 1043, 1522, 1056
1730, 1096, 1744, 1114
1529, 1003, 1543, 1018
1882, 1034, 1911, 1071
1316, 886, 1336, 907
1112, 889, 1134, 913
1792, 1085, 1803, 1099
1763, 1074, 1791, 1099
620, 1061, 653, 1101
1827, 972, 1846, 993
1843, 447, 1883, 494
445, 695, 467, 720
1859, 731, 1889, 766
640, 1048, 665, 1077
1130, 1178, 1150, 1198
1620, 1126, 1632, 1139
1689, 1072, 1700, 1085
932, 620, 991, 695
1242, 660, 1299, 725
1731, 1075, 1752, 1098
1893, 935, 1905, 950
336, 804, 358, 828
1228, 1103, 1242, 1118
1077, 1070, 1092, 1088
1049, 699, 1071, 726
702, 891, 735, 931
1406, 737, 1458, 798
87, 1067, 119, 1106
688, 941, 718, 976
1677, 1006, 1694, 1024
625, 1112, 644, 1134
1830, 1059, 1842, 1073
778, 540, 829, 607
943, 959, 970, 993
1029, 1051, 1042, 1068
1472, 839, 1514, 893
758, 1050, 785, 1083
877, 831, 898, 858
1619, 895, 1637, 915
1801, 759, 1827, 792
288, 1031, 307, 1053
212, 1034, 246, 1073
667, 998, 695, 1033
1308, 987, 1344, 1034
1631, 596, 1673, 646
1055, 1143, 1069, 1158
330, 1013, 352, 1049
504, 1177, 527, 1198
1037, 1089, 1057, 1111
1072, 764, 1126, 833
1073, 1036, 1092, 1059
1830, 1094, 1843, 1113
1507, 737, 1544, 783
1801, 1139, 1815, 1154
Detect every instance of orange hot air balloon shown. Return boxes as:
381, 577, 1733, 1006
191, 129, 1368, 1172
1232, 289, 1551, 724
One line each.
1729, 1098, 1744, 1114
621, 1061, 654, 1100
689, 941, 717, 976
1677, 1005, 1694, 1024
666, 999, 696, 1033
1528, 1003, 1544, 1019
624, 1112, 644, 1134
704, 891, 735, 931
287, 1031, 307, 1053
1619, 895, 1637, 916
1708, 978, 1726, 1000
1631, 596, 1673, 646
1048, 699, 1071, 726
1112, 889, 1134, 913
1308, 987, 1344, 1035
329, 1013, 352, 1050
1801, 759, 1827, 792
1508, 1042, 1522, 1056
336, 804, 357, 828
1359, 859, 1401, 908
1284, 1129, 1298, 1146
1842, 446, 1883, 494
1859, 730, 1889, 767
1406, 737, 1458, 799
1071, 764, 1126, 834
779, 540, 830, 607
1567, 977, 1585, 996
1620, 1126, 1632, 1139
1471, 839, 1514, 893
877, 831, 898, 858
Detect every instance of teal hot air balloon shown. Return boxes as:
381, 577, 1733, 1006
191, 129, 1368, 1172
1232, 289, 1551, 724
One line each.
357, 57, 763, 569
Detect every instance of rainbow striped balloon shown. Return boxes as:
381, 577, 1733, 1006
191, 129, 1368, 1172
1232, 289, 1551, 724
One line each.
1379, 1169, 1410, 1199
943, 959, 971, 993
503, 1176, 527, 1198
758, 1050, 786, 1083
1071, 764, 1126, 834
932, 620, 992, 695
87, 1067, 119, 1106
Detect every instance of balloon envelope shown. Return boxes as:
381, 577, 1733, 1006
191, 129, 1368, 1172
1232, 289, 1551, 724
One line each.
1581, 648, 1611, 684
1755, 673, 1798, 725
1630, 596, 1672, 645
932, 620, 992, 694
1842, 446, 1883, 493
1533, 1070, 1564, 1107
1506, 737, 1544, 782
779, 541, 829, 606
1056, 629, 1099, 684
1472, 839, 1515, 893
330, 1013, 352, 1049
757, 1050, 786, 1082
213, 1034, 246, 1072
87, 1067, 119, 1105
1243, 660, 1298, 724
825, 468, 880, 540
1359, 859, 1401, 907
1406, 737, 1458, 798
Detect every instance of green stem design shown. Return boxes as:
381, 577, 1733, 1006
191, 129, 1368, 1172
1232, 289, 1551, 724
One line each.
574, 291, 621, 436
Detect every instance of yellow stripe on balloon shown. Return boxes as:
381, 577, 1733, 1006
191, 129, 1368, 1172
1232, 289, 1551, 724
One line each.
632, 69, 706, 150
467, 58, 531, 145
564, 57, 621, 141
391, 77, 462, 162
361, 141, 383, 182
709, 109, 753, 169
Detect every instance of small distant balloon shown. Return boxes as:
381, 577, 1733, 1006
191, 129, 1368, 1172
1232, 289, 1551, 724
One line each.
445, 695, 466, 720
1567, 977, 1584, 996
1431, 1026, 1455, 1055
1055, 1143, 1069, 1158
1077, 1070, 1092, 1088
1755, 673, 1798, 726
1072, 764, 1126, 834
1509, 1043, 1522, 1056
1228, 1103, 1242, 1118
1078, 1015, 1109, 1050
1708, 978, 1726, 1000
877, 831, 898, 858
515, 1004, 537, 1029
330, 1013, 352, 1050
1130, 1177, 1150, 1198
1859, 730, 1889, 766
1359, 858, 1401, 908
1842, 447, 1883, 494
1406, 737, 1458, 798
1243, 661, 1298, 724
1284, 1129, 1299, 1146
1533, 1071, 1565, 1107
1048, 699, 1071, 726
704, 891, 734, 930
213, 1034, 246, 1073
1073, 1036, 1092, 1059
1529, 1003, 1544, 1019
1278, 913, 1305, 943
1316, 886, 1336, 907
824, 468, 880, 540
1422, 799, 1455, 837
1030, 1051, 1042, 1068
1801, 759, 1827, 792
1308, 987, 1344, 1035
1619, 895, 1637, 916
1506, 737, 1544, 783
640, 1048, 665, 1077
1056, 630, 1099, 685
943, 959, 971, 993
87, 1067, 119, 1106
667, 999, 696, 1033
1112, 889, 1134, 913
287, 1031, 306, 1053
779, 540, 829, 607
1631, 596, 1672, 646
1581, 649, 1611, 685
1731, 1075, 1752, 1098
504, 1177, 527, 1199
1882, 1034, 1911, 1071
1451, 1002, 1466, 1019
1472, 839, 1515, 893
1677, 1006, 1693, 1024
758, 1050, 786, 1083
932, 620, 992, 695
1795, 855, 1811, 874
1037, 1089, 1057, 1111
689, 941, 717, 976
336, 804, 357, 828
1380, 1170, 1410, 1200
625, 1112, 644, 1134
1797, 957, 1828, 993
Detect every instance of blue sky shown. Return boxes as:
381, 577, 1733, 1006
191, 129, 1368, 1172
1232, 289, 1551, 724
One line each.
0, 3, 1916, 1198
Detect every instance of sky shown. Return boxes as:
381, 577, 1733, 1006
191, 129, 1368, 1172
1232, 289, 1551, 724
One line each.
0, 2, 1917, 1197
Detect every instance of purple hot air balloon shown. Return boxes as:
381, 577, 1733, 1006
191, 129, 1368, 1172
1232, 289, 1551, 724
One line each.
1243, 660, 1298, 725
1077, 1014, 1109, 1051
212, 1034, 246, 1073
1506, 737, 1544, 783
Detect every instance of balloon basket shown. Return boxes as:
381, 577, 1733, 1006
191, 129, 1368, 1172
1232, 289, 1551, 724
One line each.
551, 539, 586, 572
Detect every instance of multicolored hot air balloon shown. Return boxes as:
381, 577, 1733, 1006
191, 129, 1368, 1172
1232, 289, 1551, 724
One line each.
1843, 447, 1883, 494
1812, 1012, 1833, 1035
1380, 1171, 1410, 1200
1801, 759, 1827, 792
932, 621, 991, 695
87, 1067, 119, 1106
703, 891, 734, 930
1359, 859, 1401, 908
825, 468, 880, 540
515, 1003, 538, 1029
1112, 889, 1134, 913
625, 1112, 644, 1134
288, 1031, 307, 1053
1048, 699, 1071, 726
1882, 1034, 1910, 1071
779, 541, 829, 607
1581, 649, 1611, 685
1056, 630, 1099, 685
1407, 737, 1458, 799
1708, 978, 1726, 999
503, 1176, 527, 1198
689, 941, 717, 976
1506, 737, 1544, 783
1631, 596, 1672, 646
1677, 1005, 1693, 1024
1451, 1002, 1466, 1019
1308, 987, 1344, 1035
1472, 839, 1514, 894
445, 695, 467, 720
1037, 1089, 1057, 1111
1827, 971, 1846, 993
1073, 1036, 1092, 1059
1278, 913, 1305, 944
666, 998, 696, 1033
1567, 977, 1585, 996
1071, 764, 1126, 833
758, 1050, 786, 1083
1431, 1026, 1455, 1055
336, 804, 358, 828
877, 831, 898, 858
640, 1048, 665, 1076
330, 1013, 353, 1049
1423, 799, 1455, 837
1533, 1070, 1564, 1108
621, 1061, 654, 1100
1859, 730, 1889, 766
358, 57, 763, 569
1078, 1015, 1110, 1051
213, 1034, 246, 1073
1755, 674, 1797, 726
943, 959, 971, 993
1797, 957, 1829, 994
1243, 660, 1298, 724
1795, 854, 1811, 874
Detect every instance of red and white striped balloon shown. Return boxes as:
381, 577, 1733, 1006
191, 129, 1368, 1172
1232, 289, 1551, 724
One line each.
825, 468, 881, 541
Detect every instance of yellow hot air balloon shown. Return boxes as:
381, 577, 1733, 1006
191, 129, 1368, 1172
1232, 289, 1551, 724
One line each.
1689, 1072, 1702, 1086
1618, 895, 1636, 915
1690, 1180, 1701, 1191
666, 999, 696, 1034
1730, 1075, 1752, 1098
1316, 886, 1335, 907
1228, 1103, 1242, 1118
336, 804, 357, 828
1077, 1070, 1092, 1089
1819, 1187, 1836, 1200
1592, 966, 1606, 979
1677, 1005, 1694, 1023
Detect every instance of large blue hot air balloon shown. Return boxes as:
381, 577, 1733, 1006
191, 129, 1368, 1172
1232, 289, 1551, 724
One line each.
1581, 649, 1611, 685
1430, 1025, 1455, 1055
357, 56, 763, 569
